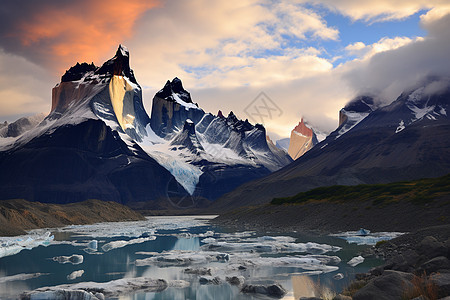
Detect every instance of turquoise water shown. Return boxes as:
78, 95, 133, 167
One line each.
0, 216, 384, 299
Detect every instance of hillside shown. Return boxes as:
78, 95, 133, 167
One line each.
0, 199, 144, 236
213, 174, 450, 233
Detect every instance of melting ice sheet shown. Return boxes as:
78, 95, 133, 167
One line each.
1, 216, 382, 300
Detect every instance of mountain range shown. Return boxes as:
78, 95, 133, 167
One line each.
212, 77, 450, 209
0, 45, 291, 209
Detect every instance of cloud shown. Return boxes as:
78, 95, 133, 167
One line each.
340, 11, 450, 104
345, 36, 423, 60
0, 0, 159, 72
307, 0, 450, 22
0, 49, 53, 117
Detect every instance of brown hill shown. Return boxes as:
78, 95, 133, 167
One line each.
0, 199, 144, 236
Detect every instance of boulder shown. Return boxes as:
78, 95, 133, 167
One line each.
417, 236, 447, 259
420, 256, 450, 274
431, 273, 450, 298
241, 283, 286, 298
225, 276, 245, 286
353, 270, 414, 300
199, 276, 221, 285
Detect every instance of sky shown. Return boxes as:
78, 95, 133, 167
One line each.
0, 0, 450, 140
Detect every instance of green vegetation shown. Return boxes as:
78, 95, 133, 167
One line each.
271, 174, 450, 205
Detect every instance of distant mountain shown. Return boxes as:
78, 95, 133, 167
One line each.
0, 45, 291, 209
211, 78, 450, 210
275, 138, 290, 152
287, 118, 319, 160
0, 114, 45, 138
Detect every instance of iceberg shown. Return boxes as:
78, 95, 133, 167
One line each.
201, 241, 341, 254
347, 255, 364, 267
67, 270, 84, 280
23, 277, 188, 299
101, 236, 156, 252
331, 231, 404, 245
0, 231, 54, 258
52, 254, 84, 265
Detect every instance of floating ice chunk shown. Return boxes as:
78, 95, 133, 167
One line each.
357, 228, 370, 236
101, 236, 156, 252
67, 270, 85, 280
201, 241, 340, 254
87, 240, 98, 251
24, 277, 179, 299
0, 231, 54, 258
348, 255, 364, 267
28, 289, 102, 300
135, 250, 229, 267
331, 231, 404, 245
198, 231, 215, 237
201, 238, 216, 244
52, 254, 84, 265
0, 272, 49, 283
237, 256, 339, 273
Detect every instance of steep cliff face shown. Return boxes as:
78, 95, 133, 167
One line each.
50, 44, 150, 142
287, 119, 318, 160
150, 78, 204, 138
0, 45, 191, 208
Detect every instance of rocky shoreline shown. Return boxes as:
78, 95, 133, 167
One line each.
213, 201, 450, 299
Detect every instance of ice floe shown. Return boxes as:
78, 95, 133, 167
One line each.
52, 254, 84, 265
0, 231, 54, 258
331, 230, 404, 245
0, 273, 49, 283
23, 277, 188, 299
101, 236, 156, 252
67, 270, 84, 280
135, 250, 230, 267
201, 241, 341, 254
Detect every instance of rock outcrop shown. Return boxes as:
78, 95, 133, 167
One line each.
287, 118, 318, 160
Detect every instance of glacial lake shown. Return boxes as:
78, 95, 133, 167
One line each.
0, 216, 401, 299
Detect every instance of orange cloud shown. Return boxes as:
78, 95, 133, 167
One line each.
14, 0, 159, 73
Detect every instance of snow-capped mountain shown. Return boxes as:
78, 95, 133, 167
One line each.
212, 77, 450, 209
0, 45, 291, 208
0, 113, 45, 138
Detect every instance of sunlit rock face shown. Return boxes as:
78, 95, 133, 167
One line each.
287, 119, 318, 160
50, 44, 150, 141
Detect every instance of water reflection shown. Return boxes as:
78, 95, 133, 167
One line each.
0, 216, 383, 299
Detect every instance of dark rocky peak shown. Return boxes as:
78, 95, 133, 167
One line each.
61, 62, 97, 82
183, 119, 195, 134
226, 111, 239, 124
225, 112, 257, 133
155, 77, 193, 103
218, 110, 224, 118
95, 44, 137, 84
344, 95, 375, 113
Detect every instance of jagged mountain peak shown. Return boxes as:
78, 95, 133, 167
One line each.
155, 77, 194, 104
292, 118, 313, 137
95, 44, 137, 84
61, 62, 97, 82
